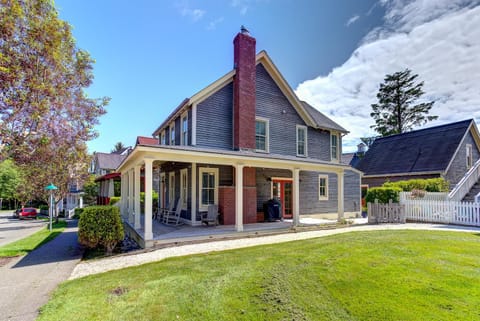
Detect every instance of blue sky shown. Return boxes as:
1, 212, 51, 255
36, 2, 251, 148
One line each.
55, 0, 480, 153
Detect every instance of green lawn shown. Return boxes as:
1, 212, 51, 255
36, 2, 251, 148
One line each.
0, 220, 66, 257
38, 230, 480, 321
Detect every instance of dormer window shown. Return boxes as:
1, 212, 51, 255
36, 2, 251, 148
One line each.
170, 123, 175, 146
160, 131, 166, 145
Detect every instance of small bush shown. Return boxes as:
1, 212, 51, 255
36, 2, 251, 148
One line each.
109, 197, 121, 205
382, 178, 449, 192
39, 205, 49, 211
78, 206, 124, 255
73, 208, 84, 219
365, 187, 402, 204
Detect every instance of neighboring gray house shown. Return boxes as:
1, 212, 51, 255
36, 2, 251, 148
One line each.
116, 29, 362, 246
355, 119, 480, 197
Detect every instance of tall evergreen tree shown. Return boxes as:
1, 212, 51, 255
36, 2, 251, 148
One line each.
111, 142, 126, 153
370, 69, 437, 136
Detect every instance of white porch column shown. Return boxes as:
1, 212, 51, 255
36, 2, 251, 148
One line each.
108, 179, 114, 197
134, 164, 141, 229
191, 163, 197, 225
120, 174, 125, 218
337, 170, 344, 220
293, 168, 300, 226
235, 164, 244, 232
128, 169, 134, 225
122, 174, 127, 219
144, 159, 154, 240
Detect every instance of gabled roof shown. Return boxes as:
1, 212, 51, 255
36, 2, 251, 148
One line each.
153, 50, 342, 136
356, 119, 477, 176
95, 152, 127, 171
301, 101, 348, 133
136, 136, 158, 146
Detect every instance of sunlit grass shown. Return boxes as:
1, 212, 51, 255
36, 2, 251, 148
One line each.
0, 220, 67, 257
38, 230, 480, 321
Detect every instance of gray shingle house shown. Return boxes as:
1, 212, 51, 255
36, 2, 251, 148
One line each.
355, 119, 480, 193
117, 29, 361, 246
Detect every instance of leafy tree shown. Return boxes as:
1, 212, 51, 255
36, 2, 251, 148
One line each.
82, 174, 98, 206
360, 137, 377, 148
0, 159, 22, 201
370, 69, 437, 136
0, 0, 108, 202
111, 142, 126, 153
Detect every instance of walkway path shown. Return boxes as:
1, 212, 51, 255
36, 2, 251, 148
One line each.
0, 220, 83, 321
70, 222, 480, 280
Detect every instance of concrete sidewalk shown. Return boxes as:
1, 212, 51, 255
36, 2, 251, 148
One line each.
70, 222, 480, 280
0, 220, 83, 321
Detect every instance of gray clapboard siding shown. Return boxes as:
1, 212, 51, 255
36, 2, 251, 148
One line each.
445, 131, 480, 188
196, 82, 233, 149
255, 168, 292, 211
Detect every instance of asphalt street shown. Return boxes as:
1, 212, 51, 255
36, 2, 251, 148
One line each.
0, 210, 47, 247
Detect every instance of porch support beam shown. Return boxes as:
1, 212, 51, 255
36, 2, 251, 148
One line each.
144, 159, 153, 240
128, 169, 134, 225
337, 170, 344, 221
292, 168, 300, 226
235, 164, 244, 232
134, 164, 141, 229
191, 162, 197, 225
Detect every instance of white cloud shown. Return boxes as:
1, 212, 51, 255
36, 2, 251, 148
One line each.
346, 14, 360, 27
296, 0, 480, 152
207, 17, 225, 30
231, 0, 250, 15
177, 1, 206, 22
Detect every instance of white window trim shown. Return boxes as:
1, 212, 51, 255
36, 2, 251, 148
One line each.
170, 123, 175, 146
181, 112, 188, 146
169, 172, 175, 205
160, 131, 166, 145
331, 133, 339, 161
318, 174, 329, 200
199, 167, 219, 211
466, 144, 473, 169
255, 117, 270, 153
296, 125, 308, 157
180, 168, 188, 209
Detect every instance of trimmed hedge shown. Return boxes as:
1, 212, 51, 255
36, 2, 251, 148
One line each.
382, 178, 449, 192
109, 197, 121, 205
365, 187, 402, 204
78, 206, 124, 255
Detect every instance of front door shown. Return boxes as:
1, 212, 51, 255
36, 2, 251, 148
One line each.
272, 179, 293, 219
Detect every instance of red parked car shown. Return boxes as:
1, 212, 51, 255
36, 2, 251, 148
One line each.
14, 207, 38, 219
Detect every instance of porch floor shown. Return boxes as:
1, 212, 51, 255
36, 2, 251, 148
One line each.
131, 215, 342, 247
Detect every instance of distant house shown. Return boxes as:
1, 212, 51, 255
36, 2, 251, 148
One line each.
341, 143, 367, 168
355, 119, 480, 199
116, 28, 362, 247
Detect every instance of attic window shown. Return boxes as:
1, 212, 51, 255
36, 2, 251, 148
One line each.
466, 144, 473, 169
296, 125, 307, 157
331, 133, 338, 161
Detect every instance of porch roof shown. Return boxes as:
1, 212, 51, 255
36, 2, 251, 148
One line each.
117, 143, 362, 174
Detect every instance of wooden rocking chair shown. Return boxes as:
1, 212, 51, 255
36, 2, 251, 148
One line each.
163, 197, 183, 226
201, 204, 219, 226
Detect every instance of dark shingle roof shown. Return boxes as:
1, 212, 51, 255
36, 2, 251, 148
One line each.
95, 153, 127, 171
356, 119, 474, 176
301, 101, 348, 133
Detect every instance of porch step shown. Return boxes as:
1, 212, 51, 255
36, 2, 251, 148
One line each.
462, 179, 480, 202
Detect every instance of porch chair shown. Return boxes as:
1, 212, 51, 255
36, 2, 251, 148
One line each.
201, 204, 219, 226
163, 197, 183, 226
158, 200, 175, 222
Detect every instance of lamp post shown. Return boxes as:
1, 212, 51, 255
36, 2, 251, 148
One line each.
45, 183, 58, 231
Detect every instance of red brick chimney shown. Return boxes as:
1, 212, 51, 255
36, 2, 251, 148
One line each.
233, 26, 256, 150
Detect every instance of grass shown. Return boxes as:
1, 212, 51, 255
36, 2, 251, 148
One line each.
38, 230, 480, 321
0, 220, 67, 257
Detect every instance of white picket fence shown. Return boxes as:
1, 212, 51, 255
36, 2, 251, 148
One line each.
403, 199, 480, 226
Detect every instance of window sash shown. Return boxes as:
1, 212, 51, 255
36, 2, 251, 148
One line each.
297, 126, 307, 156
318, 175, 328, 200
255, 120, 268, 152
331, 134, 338, 160
200, 170, 217, 207
182, 116, 188, 145
170, 125, 175, 145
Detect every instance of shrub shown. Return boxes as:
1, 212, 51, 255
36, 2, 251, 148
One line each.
365, 187, 402, 204
78, 206, 124, 255
39, 205, 49, 211
109, 197, 121, 205
382, 178, 449, 192
73, 208, 84, 219
140, 191, 159, 208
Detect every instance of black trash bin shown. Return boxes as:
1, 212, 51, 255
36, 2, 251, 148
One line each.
263, 199, 282, 222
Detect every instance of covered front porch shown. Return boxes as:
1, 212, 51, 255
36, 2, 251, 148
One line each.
117, 145, 349, 248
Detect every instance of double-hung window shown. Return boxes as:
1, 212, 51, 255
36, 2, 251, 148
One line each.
160, 131, 166, 145
199, 168, 218, 210
181, 114, 188, 146
296, 125, 307, 156
170, 124, 175, 146
255, 117, 269, 152
318, 174, 328, 200
331, 133, 338, 161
